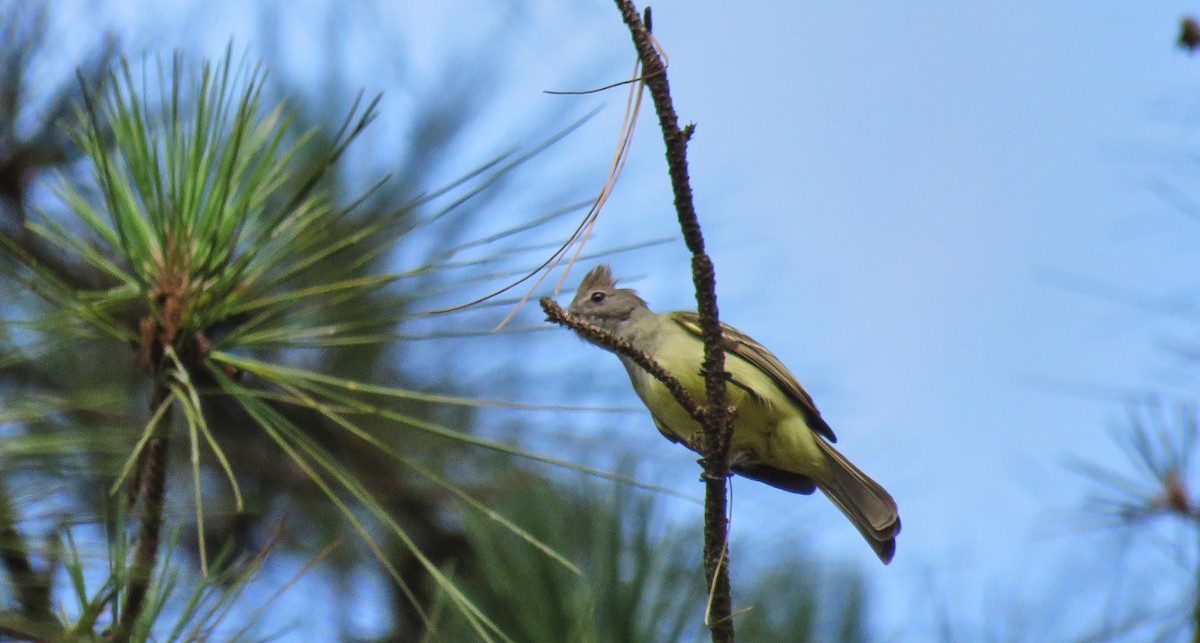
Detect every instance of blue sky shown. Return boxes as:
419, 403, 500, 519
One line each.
526, 1, 1200, 636
84, 0, 1200, 638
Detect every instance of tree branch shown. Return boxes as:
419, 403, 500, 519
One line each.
540, 297, 705, 428
112, 383, 171, 642
612, 3, 736, 640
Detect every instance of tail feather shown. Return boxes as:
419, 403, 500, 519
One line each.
813, 439, 901, 564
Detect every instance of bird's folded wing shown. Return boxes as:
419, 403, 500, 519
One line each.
668, 310, 838, 443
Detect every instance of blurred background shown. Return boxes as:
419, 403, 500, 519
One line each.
4, 0, 1200, 640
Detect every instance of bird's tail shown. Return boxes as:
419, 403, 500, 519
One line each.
813, 439, 901, 564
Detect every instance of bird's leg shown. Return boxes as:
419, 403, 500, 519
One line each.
727, 450, 751, 469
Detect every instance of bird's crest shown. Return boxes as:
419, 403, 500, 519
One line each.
579, 264, 617, 292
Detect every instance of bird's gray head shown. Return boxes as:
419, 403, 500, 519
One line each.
567, 264, 649, 333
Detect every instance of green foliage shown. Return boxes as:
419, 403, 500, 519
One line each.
0, 49, 577, 640
0, 4, 883, 642
734, 560, 868, 643
430, 472, 870, 643
1066, 399, 1200, 641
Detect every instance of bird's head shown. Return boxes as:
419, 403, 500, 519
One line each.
567, 264, 648, 332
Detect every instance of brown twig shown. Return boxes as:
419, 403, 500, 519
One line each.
112, 383, 172, 642
540, 297, 705, 428
611, 3, 736, 641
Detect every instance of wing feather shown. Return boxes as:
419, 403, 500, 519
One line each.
669, 311, 837, 443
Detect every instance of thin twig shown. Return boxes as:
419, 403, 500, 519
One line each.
543, 69, 664, 95
540, 298, 705, 428
612, 2, 736, 641
432, 52, 646, 326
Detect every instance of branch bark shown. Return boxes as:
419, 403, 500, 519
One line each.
112, 384, 171, 642
612, 3, 736, 640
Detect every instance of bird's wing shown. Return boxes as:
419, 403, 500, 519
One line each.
658, 411, 816, 495
731, 463, 817, 495
668, 311, 838, 443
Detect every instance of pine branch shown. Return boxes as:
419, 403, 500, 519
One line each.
112, 383, 171, 642
612, 3, 736, 640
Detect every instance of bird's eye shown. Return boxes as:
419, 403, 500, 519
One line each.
590, 291, 606, 303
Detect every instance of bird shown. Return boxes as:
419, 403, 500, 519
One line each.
566, 264, 900, 563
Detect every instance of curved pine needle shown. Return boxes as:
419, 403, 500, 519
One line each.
171, 381, 208, 578
212, 351, 632, 414
223, 380, 508, 642
165, 350, 244, 512
227, 387, 436, 633
225, 536, 340, 643
275, 379, 581, 576
543, 71, 662, 95
223, 361, 694, 502
485, 52, 648, 330
108, 393, 174, 498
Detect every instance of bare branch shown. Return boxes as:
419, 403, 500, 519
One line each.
612, 2, 736, 640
